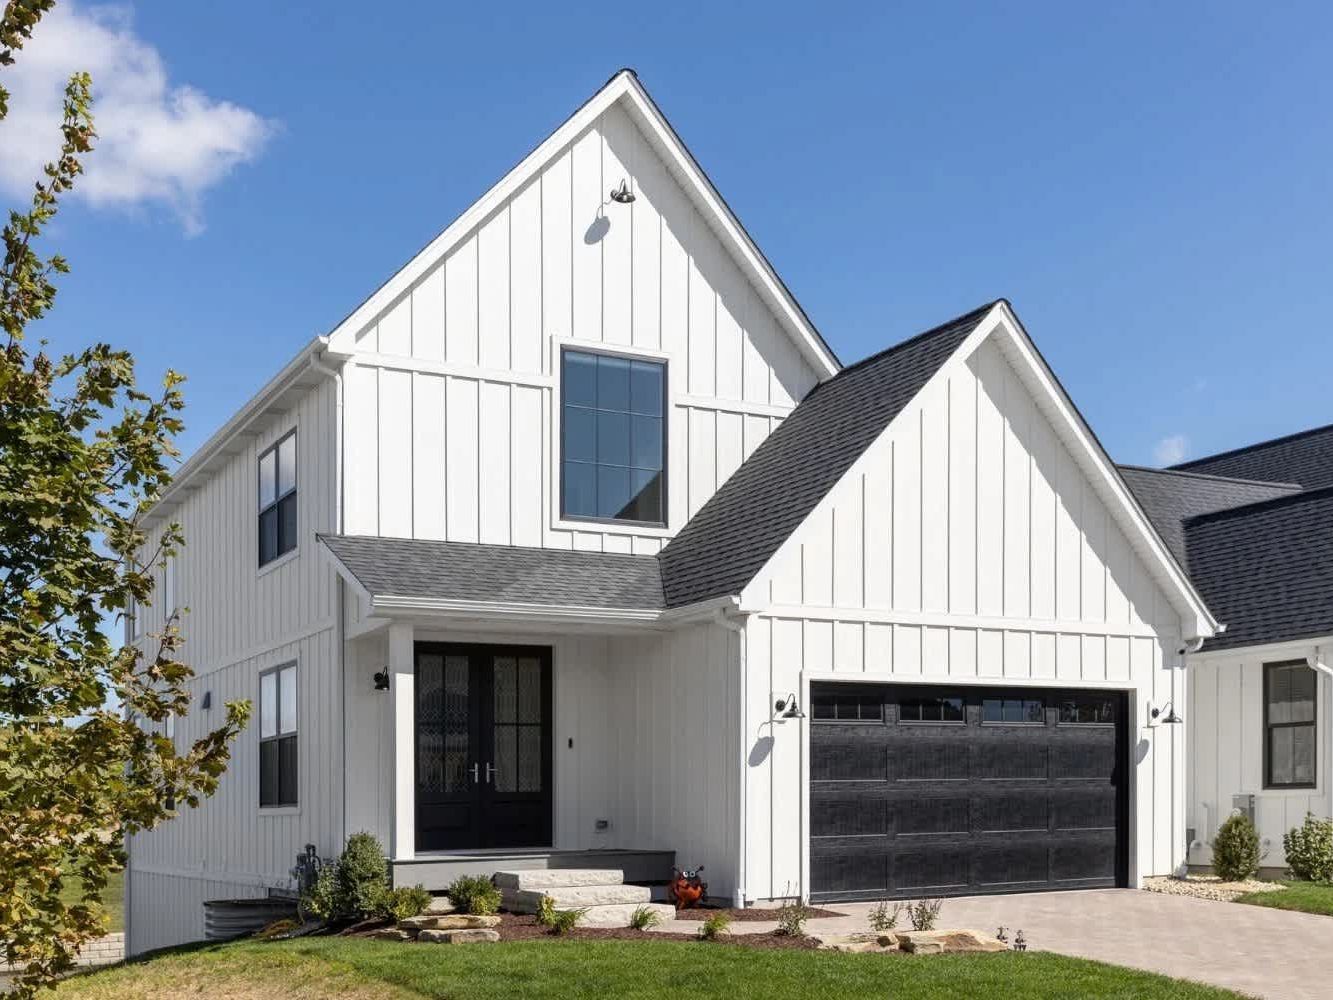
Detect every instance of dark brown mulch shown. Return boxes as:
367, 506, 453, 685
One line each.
493, 912, 819, 949
670, 905, 844, 922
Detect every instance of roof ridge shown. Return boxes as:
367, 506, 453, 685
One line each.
1184, 482, 1333, 525
813, 299, 1000, 389
1172, 421, 1333, 471
1117, 464, 1305, 490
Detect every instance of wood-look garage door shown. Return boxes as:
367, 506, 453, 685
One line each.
809, 683, 1129, 902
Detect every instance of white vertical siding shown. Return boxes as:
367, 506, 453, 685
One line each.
333, 103, 820, 554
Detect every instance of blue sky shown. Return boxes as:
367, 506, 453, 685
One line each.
10, 1, 1332, 469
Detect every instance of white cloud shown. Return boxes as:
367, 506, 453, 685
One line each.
1153, 434, 1189, 467
0, 3, 276, 234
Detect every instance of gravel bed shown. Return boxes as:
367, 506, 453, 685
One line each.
1143, 875, 1286, 902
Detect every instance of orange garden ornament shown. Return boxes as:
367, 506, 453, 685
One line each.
668, 865, 708, 909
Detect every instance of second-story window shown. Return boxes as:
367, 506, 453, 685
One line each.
258, 432, 297, 567
561, 349, 666, 525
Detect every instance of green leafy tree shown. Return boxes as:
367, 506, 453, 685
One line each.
0, 3, 249, 993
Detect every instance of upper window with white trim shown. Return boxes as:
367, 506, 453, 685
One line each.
1265, 660, 1316, 789
258, 432, 297, 567
560, 349, 666, 525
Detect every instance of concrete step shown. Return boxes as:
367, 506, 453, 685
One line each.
577, 902, 676, 929
502, 883, 653, 912
493, 869, 623, 891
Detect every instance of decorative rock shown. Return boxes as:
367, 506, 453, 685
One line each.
814, 932, 898, 953
369, 928, 414, 941
895, 929, 1007, 954
399, 914, 500, 931
494, 869, 624, 891
426, 896, 457, 915
418, 928, 500, 944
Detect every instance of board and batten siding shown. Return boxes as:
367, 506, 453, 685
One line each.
333, 102, 818, 555
1187, 647, 1333, 868
742, 336, 1190, 900
127, 377, 341, 954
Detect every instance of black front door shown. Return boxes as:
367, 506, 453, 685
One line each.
414, 643, 553, 851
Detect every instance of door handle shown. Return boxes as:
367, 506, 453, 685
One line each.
485, 762, 495, 784
470, 763, 480, 784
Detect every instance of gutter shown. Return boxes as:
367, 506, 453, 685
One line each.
713, 607, 750, 908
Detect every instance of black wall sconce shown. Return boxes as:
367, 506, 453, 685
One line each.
1149, 700, 1182, 726
373, 669, 390, 692
772, 692, 805, 723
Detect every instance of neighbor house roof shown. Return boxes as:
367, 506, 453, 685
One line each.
1182, 487, 1333, 652
320, 534, 665, 611
657, 302, 997, 608
1171, 423, 1333, 488
1118, 465, 1303, 567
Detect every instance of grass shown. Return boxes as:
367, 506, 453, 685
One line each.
1236, 879, 1333, 915
53, 936, 1245, 999
57, 869, 124, 934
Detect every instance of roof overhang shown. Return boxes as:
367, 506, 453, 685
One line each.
1187, 634, 1333, 665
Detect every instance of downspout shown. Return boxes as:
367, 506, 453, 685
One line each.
715, 607, 748, 909
1176, 634, 1207, 875
1310, 645, 1333, 825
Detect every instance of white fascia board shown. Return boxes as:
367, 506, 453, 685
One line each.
371, 594, 665, 629
322, 71, 839, 380
989, 302, 1219, 641
1188, 635, 1333, 664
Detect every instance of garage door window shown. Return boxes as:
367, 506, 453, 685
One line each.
1265, 661, 1316, 789
813, 690, 883, 722
899, 695, 964, 723
981, 697, 1044, 724
1058, 695, 1116, 725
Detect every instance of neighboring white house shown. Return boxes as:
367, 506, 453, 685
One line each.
126, 68, 1321, 954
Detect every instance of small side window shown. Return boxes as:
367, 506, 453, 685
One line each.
259, 663, 298, 807
258, 432, 297, 567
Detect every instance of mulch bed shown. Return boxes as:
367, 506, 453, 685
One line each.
493, 913, 819, 950
670, 905, 844, 922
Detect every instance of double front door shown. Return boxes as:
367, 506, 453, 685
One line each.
415, 643, 552, 851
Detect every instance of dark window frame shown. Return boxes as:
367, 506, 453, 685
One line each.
980, 696, 1047, 726
1264, 660, 1317, 790
259, 662, 298, 808
559, 347, 668, 528
1057, 694, 1118, 727
897, 694, 966, 725
258, 431, 298, 567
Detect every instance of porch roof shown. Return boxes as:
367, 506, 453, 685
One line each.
318, 533, 666, 611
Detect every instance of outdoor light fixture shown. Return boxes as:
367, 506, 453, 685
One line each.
373, 669, 390, 692
609, 178, 636, 204
200, 691, 212, 710
1149, 700, 1182, 726
773, 693, 805, 723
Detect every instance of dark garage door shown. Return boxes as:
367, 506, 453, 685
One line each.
809, 683, 1128, 902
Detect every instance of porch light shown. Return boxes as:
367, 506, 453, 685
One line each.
1149, 700, 1182, 726
773, 693, 805, 723
609, 178, 636, 204
373, 669, 390, 692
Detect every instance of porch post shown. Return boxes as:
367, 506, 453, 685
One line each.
389, 621, 415, 860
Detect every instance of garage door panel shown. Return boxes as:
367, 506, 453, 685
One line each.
810, 683, 1128, 901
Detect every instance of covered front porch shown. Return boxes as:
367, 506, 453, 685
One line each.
321, 533, 743, 900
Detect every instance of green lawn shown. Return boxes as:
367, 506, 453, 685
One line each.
1236, 880, 1333, 916
54, 936, 1244, 1000
58, 869, 124, 934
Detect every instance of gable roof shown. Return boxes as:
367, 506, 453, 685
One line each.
321, 534, 664, 611
1118, 465, 1303, 567
1184, 487, 1333, 652
1171, 423, 1333, 488
325, 68, 840, 378
658, 302, 997, 607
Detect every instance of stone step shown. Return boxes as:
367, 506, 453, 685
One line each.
493, 869, 624, 891
502, 883, 653, 912
576, 902, 676, 929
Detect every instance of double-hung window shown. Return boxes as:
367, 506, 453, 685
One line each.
259, 663, 298, 807
561, 349, 666, 525
1265, 660, 1317, 788
258, 432, 297, 566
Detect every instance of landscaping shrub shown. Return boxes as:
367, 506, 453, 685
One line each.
908, 898, 942, 931
868, 901, 903, 933
698, 912, 732, 940
629, 905, 662, 931
447, 874, 501, 915
1284, 813, 1333, 883
301, 866, 340, 922
775, 899, 812, 937
378, 885, 433, 923
535, 894, 557, 928
299, 833, 409, 923
548, 908, 587, 935
1212, 813, 1262, 882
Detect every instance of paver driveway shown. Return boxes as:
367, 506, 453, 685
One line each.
660, 889, 1328, 1000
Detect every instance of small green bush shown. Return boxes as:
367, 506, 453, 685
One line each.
378, 885, 433, 922
299, 832, 393, 923
775, 899, 812, 937
908, 898, 942, 931
698, 912, 731, 940
535, 894, 557, 927
1213, 813, 1262, 882
447, 874, 501, 915
629, 905, 662, 931
301, 866, 339, 921
548, 908, 586, 935
868, 900, 903, 933
1284, 813, 1333, 883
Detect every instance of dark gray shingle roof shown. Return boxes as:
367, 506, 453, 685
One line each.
1118, 465, 1302, 567
658, 301, 996, 608
320, 534, 664, 610
1184, 488, 1333, 651
1172, 423, 1333, 488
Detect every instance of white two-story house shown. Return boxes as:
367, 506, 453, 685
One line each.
126, 69, 1234, 954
